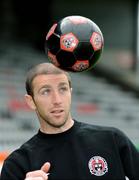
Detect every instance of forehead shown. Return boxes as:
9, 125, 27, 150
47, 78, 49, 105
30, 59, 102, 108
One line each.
32, 74, 69, 87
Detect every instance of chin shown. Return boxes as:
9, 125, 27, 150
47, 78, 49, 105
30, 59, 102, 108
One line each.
54, 120, 67, 128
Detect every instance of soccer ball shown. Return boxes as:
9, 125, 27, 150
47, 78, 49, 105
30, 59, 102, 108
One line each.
45, 15, 104, 72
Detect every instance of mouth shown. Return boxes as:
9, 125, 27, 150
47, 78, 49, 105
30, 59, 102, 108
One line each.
51, 109, 64, 115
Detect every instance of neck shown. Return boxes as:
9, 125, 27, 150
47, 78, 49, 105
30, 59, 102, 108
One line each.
40, 117, 74, 134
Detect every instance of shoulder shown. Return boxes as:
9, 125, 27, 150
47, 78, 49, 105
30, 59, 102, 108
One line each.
77, 120, 121, 134
76, 120, 130, 141
4, 132, 39, 162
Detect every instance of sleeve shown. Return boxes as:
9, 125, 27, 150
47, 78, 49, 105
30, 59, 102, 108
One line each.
0, 151, 28, 180
114, 128, 139, 180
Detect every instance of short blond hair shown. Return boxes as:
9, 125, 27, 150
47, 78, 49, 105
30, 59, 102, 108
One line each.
25, 63, 71, 96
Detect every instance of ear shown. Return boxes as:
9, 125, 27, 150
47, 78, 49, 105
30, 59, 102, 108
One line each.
24, 94, 36, 110
70, 87, 72, 93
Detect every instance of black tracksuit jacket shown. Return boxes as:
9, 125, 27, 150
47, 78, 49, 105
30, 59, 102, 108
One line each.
1, 120, 139, 180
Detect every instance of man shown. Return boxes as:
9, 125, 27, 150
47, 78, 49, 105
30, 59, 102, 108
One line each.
1, 63, 139, 180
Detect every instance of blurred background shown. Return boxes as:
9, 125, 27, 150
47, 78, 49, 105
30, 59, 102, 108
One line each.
0, 0, 139, 170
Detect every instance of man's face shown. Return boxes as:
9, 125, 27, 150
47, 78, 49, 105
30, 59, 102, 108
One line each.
31, 73, 72, 129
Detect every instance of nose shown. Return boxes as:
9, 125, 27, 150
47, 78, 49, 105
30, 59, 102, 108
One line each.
52, 91, 62, 105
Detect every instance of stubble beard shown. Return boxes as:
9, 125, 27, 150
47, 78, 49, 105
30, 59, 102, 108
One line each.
38, 110, 71, 129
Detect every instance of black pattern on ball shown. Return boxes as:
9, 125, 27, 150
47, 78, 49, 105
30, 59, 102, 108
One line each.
45, 15, 104, 72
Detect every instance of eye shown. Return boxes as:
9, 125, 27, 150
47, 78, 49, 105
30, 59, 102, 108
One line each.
41, 88, 51, 95
59, 86, 68, 93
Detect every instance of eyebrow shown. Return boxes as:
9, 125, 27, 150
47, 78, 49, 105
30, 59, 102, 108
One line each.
37, 85, 51, 93
38, 82, 69, 92
58, 82, 69, 86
